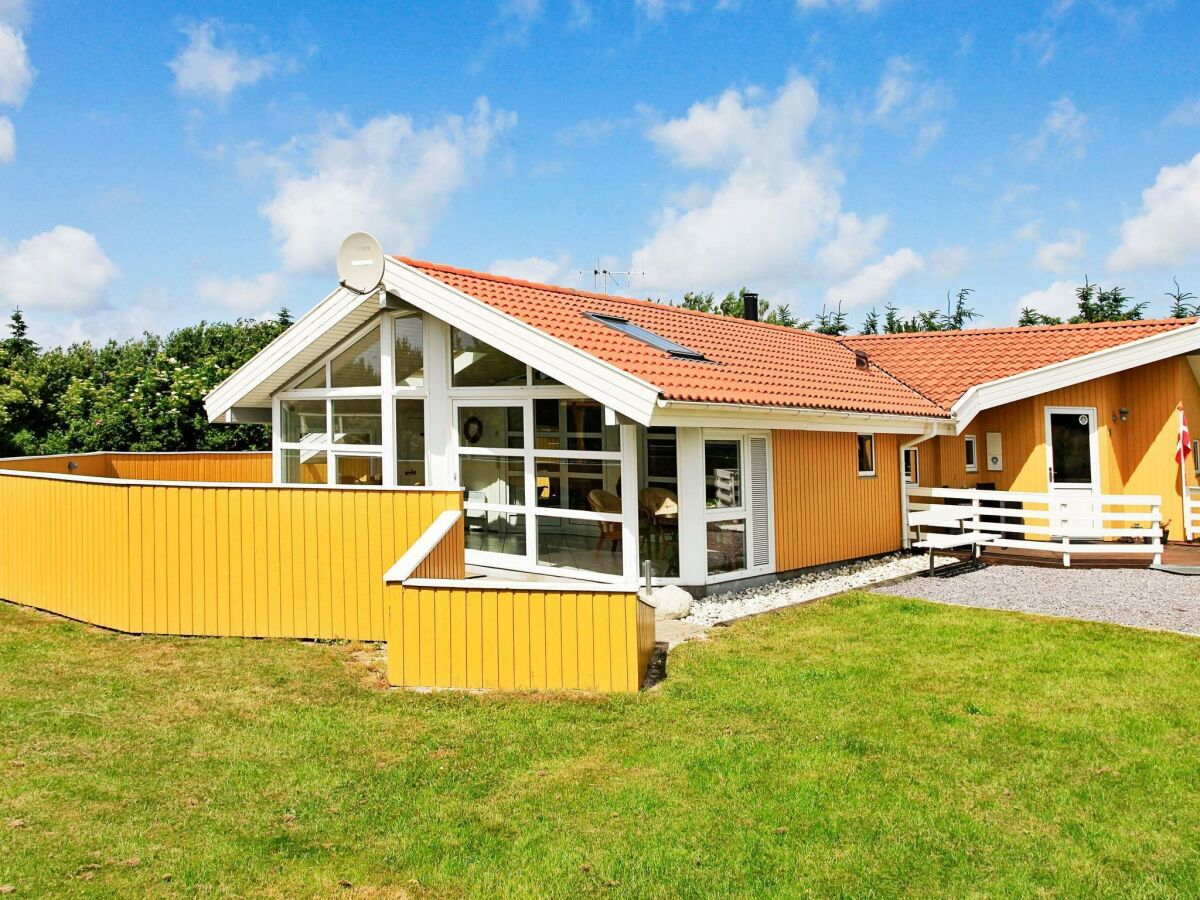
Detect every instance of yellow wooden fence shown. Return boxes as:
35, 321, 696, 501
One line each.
0, 451, 272, 483
0, 467, 459, 640
386, 516, 657, 693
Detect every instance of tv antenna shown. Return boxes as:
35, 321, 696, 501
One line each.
579, 260, 644, 294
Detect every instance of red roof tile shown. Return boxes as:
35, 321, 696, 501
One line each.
399, 257, 1196, 418
399, 257, 947, 418
842, 318, 1197, 408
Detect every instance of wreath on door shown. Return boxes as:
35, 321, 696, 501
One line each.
462, 415, 484, 445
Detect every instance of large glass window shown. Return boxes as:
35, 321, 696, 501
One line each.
639, 427, 678, 579
276, 315, 427, 487
705, 440, 742, 509
451, 329, 527, 387
457, 399, 627, 579
704, 436, 748, 578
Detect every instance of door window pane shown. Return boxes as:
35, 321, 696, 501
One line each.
335, 455, 382, 485
458, 406, 523, 449
282, 449, 327, 484
707, 519, 746, 575
281, 400, 326, 443
1050, 412, 1093, 485
451, 328, 527, 387
705, 440, 742, 508
395, 398, 425, 486
394, 316, 424, 387
465, 511, 526, 556
331, 326, 382, 387
332, 399, 383, 446
461, 456, 526, 507
537, 516, 622, 576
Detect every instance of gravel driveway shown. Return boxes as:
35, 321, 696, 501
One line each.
876, 564, 1200, 636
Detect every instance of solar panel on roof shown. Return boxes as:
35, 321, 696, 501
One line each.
585, 313, 708, 361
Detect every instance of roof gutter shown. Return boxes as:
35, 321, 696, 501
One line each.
653, 397, 954, 434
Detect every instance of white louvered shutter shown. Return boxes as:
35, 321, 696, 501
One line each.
748, 435, 771, 569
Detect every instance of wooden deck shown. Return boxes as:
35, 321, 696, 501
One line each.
941, 541, 1200, 569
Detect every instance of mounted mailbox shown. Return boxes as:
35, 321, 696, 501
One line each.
986, 432, 1003, 471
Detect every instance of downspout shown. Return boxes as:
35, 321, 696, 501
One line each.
900, 425, 940, 549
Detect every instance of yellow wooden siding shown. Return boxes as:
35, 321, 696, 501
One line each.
772, 430, 903, 571
387, 587, 653, 693
0, 452, 271, 483
918, 355, 1200, 535
0, 471, 460, 640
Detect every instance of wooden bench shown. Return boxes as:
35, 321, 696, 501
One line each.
913, 531, 995, 576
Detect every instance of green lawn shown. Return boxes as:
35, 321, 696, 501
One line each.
2, 593, 1199, 898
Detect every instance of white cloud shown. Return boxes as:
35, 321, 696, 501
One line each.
633, 76, 852, 292
0, 114, 13, 164
870, 57, 949, 155
169, 22, 274, 103
1024, 96, 1088, 160
796, 0, 883, 11
0, 19, 33, 107
1108, 152, 1200, 271
0, 226, 119, 312
636, 0, 692, 19
196, 271, 287, 315
488, 254, 576, 286
260, 98, 515, 273
1034, 228, 1086, 274
1164, 96, 1200, 128
0, 0, 29, 29
817, 212, 887, 278
824, 248, 924, 308
928, 244, 972, 280
1014, 280, 1078, 321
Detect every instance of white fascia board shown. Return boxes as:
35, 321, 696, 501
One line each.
203, 285, 366, 422
650, 399, 953, 435
951, 322, 1200, 434
382, 259, 662, 424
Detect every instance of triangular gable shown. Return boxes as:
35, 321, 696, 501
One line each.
205, 258, 663, 424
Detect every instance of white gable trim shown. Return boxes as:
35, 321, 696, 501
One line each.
381, 259, 662, 423
951, 321, 1200, 433
204, 284, 371, 421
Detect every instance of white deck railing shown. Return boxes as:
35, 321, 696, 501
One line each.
1186, 485, 1199, 542
905, 485, 1163, 568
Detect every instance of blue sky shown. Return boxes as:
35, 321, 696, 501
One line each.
1, 0, 1199, 345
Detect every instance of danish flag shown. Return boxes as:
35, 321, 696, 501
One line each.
1178, 405, 1192, 466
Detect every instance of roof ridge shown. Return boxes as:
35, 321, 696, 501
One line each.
393, 255, 845, 342
842, 316, 1198, 340
836, 338, 949, 414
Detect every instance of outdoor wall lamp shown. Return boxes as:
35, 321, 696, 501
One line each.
1119, 408, 1129, 422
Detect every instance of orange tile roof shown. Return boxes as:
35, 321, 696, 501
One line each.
398, 257, 1196, 417
399, 257, 947, 418
842, 318, 1197, 408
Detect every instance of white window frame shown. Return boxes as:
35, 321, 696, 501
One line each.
964, 434, 978, 473
702, 429, 774, 585
272, 312, 428, 488
903, 447, 920, 485
856, 433, 876, 478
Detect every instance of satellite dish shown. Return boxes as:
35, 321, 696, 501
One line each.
336, 232, 385, 294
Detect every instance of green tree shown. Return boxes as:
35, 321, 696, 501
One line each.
1070, 278, 1146, 324
1017, 308, 1064, 327
813, 303, 849, 336
679, 288, 810, 329
940, 288, 979, 331
1166, 278, 1197, 318
859, 308, 880, 335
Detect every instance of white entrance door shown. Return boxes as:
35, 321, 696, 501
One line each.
1044, 406, 1101, 536
702, 431, 773, 583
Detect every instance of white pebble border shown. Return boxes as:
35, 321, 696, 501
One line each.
683, 552, 929, 627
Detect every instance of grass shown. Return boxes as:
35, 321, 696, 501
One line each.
2, 593, 1200, 898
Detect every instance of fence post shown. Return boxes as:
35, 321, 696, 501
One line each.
1152, 501, 1163, 567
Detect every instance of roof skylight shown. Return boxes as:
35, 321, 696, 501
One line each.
586, 313, 708, 361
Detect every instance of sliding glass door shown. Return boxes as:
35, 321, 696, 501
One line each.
703, 431, 773, 582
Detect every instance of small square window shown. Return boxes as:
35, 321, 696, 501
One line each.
964, 435, 978, 473
857, 434, 875, 477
